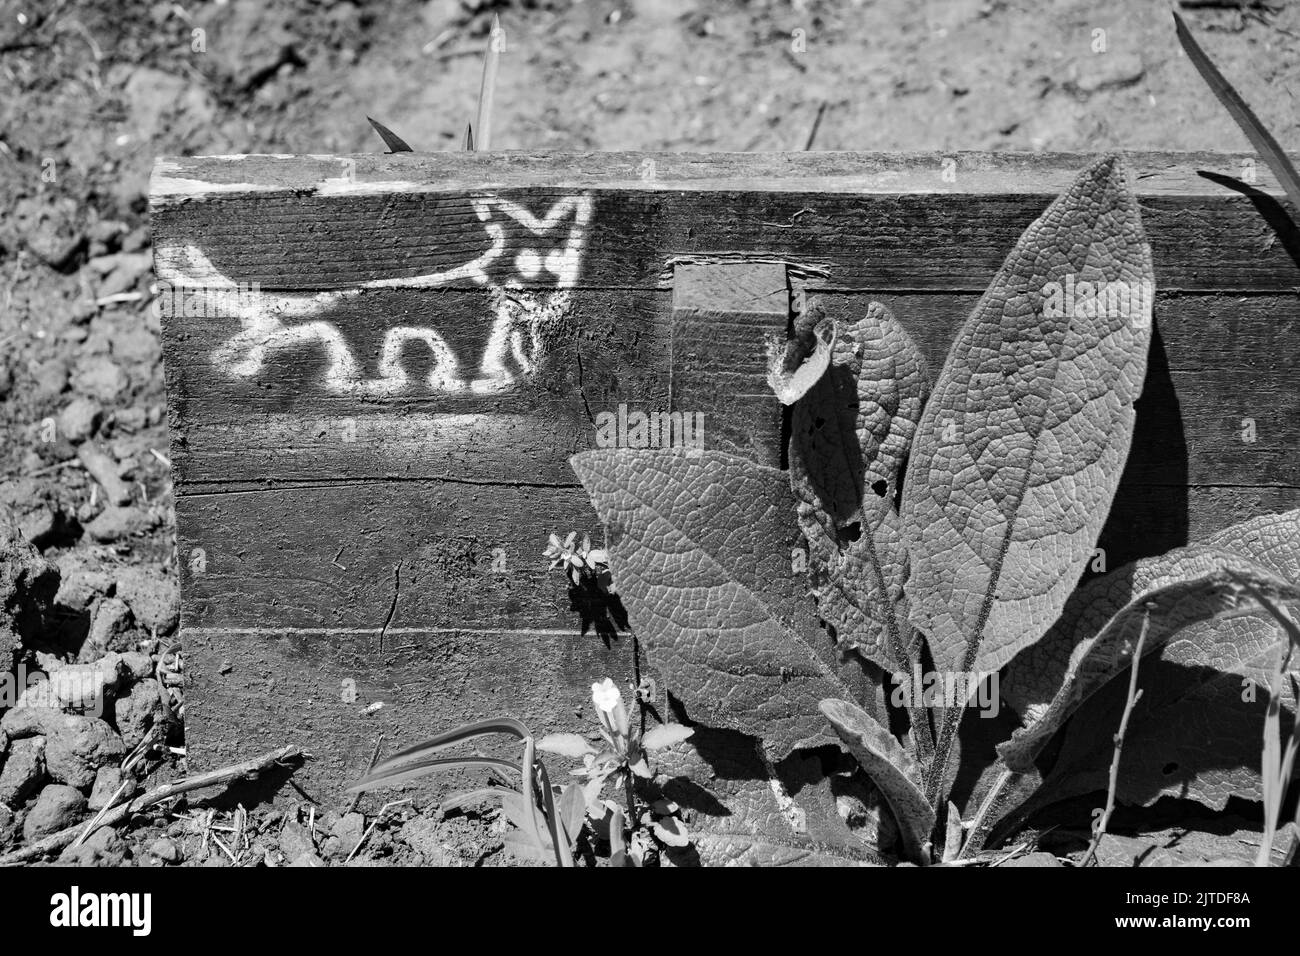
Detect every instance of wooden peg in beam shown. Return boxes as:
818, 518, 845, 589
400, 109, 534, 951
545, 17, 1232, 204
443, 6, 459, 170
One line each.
669, 262, 791, 467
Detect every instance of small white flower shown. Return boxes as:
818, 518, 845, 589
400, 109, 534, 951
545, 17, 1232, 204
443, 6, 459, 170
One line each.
591, 678, 623, 714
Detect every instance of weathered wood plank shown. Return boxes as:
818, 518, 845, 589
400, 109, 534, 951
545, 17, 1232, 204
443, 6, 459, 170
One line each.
165, 288, 1300, 490
152, 150, 1300, 796
176, 484, 603, 631
184, 626, 639, 800
151, 152, 1300, 293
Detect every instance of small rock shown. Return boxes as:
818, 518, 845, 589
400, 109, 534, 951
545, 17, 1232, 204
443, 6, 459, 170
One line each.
116, 567, 179, 635
287, 852, 326, 867
117, 651, 155, 681
0, 512, 60, 663
80, 597, 134, 661
44, 714, 126, 789
401, 816, 456, 866
0, 737, 47, 807
75, 355, 128, 403
121, 225, 149, 253
0, 706, 60, 739
23, 784, 87, 840
88, 219, 127, 248
279, 820, 317, 863
330, 811, 365, 858
54, 557, 115, 611
30, 358, 69, 401
56, 397, 102, 444
58, 825, 127, 866
98, 253, 153, 297
115, 678, 164, 748
85, 506, 154, 543
148, 836, 182, 864
18, 506, 58, 549
48, 661, 121, 712
88, 764, 134, 810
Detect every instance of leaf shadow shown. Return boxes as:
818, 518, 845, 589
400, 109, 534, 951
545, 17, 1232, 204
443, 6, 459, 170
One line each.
1029, 654, 1296, 816
567, 581, 629, 648
1197, 170, 1300, 271
1095, 321, 1188, 572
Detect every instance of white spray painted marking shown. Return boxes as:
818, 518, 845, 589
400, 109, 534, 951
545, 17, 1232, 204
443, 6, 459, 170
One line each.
158, 194, 594, 395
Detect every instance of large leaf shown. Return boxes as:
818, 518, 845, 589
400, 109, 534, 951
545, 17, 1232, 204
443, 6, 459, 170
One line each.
657, 727, 886, 866
571, 448, 875, 759
820, 698, 935, 861
901, 155, 1153, 720
1026, 512, 1300, 811
790, 302, 930, 670
998, 544, 1300, 772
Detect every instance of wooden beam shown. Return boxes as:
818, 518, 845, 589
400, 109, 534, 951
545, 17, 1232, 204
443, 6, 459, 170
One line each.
670, 263, 789, 466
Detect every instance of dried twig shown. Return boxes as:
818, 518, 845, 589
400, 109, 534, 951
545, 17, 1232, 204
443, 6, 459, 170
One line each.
0, 744, 301, 865
1081, 611, 1151, 867
344, 798, 411, 863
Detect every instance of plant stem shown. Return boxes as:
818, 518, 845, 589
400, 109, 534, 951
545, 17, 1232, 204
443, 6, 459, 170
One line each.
623, 767, 637, 824
1081, 610, 1150, 867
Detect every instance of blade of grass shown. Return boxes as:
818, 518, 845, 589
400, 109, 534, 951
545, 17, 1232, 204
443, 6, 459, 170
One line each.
347, 755, 520, 793
377, 718, 527, 762
518, 735, 553, 864
1173, 11, 1300, 213
436, 786, 521, 815
366, 116, 413, 153
463, 122, 475, 152
475, 14, 502, 151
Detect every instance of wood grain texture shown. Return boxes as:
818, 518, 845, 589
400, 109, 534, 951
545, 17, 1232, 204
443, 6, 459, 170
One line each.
152, 151, 1300, 797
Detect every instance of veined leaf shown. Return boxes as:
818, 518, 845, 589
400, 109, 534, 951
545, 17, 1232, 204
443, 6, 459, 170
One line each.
790, 301, 929, 670
537, 733, 598, 759
820, 698, 935, 862
1004, 509, 1300, 720
571, 448, 875, 759
998, 544, 1300, 772
1022, 509, 1300, 811
900, 155, 1154, 765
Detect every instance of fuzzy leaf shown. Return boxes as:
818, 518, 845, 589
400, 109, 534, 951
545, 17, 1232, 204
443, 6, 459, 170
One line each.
1004, 509, 1300, 721
1027, 510, 1300, 811
641, 723, 694, 751
557, 783, 586, 846
537, 733, 598, 759
790, 302, 930, 669
999, 543, 1300, 771
571, 447, 875, 760
901, 155, 1153, 687
820, 698, 935, 862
